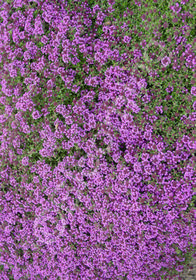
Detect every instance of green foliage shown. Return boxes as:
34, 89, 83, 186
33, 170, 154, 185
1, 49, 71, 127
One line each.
0, 265, 4, 271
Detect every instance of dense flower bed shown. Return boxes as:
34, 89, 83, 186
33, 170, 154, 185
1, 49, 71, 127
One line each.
0, 0, 196, 279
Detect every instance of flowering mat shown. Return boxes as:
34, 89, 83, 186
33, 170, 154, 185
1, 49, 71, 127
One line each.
0, 0, 196, 279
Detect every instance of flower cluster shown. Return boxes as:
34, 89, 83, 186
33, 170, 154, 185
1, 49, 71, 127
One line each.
0, 0, 195, 279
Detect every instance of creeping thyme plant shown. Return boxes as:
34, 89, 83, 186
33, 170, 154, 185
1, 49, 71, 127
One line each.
0, 0, 196, 279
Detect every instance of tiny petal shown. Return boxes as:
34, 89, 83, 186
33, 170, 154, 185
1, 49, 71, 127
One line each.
161, 56, 171, 67
123, 36, 131, 43
32, 110, 42, 120
22, 156, 29, 166
191, 86, 196, 96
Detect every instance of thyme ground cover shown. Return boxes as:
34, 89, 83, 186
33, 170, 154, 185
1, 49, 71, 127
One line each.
0, 0, 196, 279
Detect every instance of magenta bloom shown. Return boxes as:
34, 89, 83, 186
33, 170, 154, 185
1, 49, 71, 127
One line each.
32, 110, 42, 120
191, 86, 196, 96
161, 56, 171, 67
123, 36, 131, 43
170, 3, 182, 13
193, 101, 196, 111
166, 86, 174, 93
137, 79, 147, 90
22, 156, 29, 166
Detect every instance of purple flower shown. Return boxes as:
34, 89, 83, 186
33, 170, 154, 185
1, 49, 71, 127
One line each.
72, 84, 80, 93
41, 107, 50, 117
133, 49, 142, 59
97, 11, 106, 23
13, 0, 23, 8
157, 142, 165, 152
123, 36, 131, 43
9, 176, 17, 187
78, 157, 86, 168
170, 3, 182, 13
166, 86, 173, 93
144, 164, 153, 175
191, 86, 196, 96
33, 176, 40, 183
141, 153, 149, 161
32, 110, 42, 120
176, 265, 184, 272
115, 96, 126, 109
41, 35, 48, 44
112, 152, 121, 163
34, 15, 44, 35
161, 56, 171, 67
22, 156, 29, 166
144, 130, 152, 140
47, 79, 55, 89
127, 100, 140, 113
124, 152, 136, 164
155, 106, 163, 114
193, 101, 196, 111
182, 135, 189, 144
140, 40, 147, 48
17, 148, 23, 155
0, 114, 7, 124
62, 53, 69, 63
137, 79, 147, 90
133, 162, 142, 173
133, 174, 142, 183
